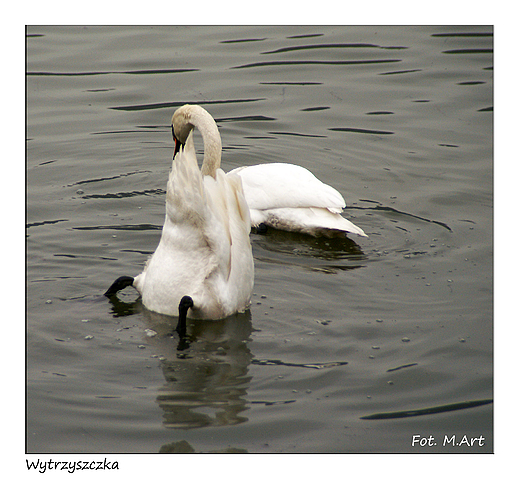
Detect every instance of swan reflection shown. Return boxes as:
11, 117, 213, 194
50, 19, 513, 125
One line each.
142, 308, 254, 429
251, 227, 366, 273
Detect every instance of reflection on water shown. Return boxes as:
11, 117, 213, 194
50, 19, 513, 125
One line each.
251, 227, 365, 274
142, 309, 253, 430
159, 439, 247, 454
105, 291, 141, 317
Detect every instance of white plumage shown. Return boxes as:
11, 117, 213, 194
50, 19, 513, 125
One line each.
106, 105, 254, 321
230, 162, 367, 237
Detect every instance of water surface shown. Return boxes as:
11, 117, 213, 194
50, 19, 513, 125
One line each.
26, 25, 493, 454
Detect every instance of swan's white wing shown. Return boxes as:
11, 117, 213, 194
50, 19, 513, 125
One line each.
229, 162, 366, 237
230, 163, 346, 212
204, 170, 253, 312
254, 207, 367, 237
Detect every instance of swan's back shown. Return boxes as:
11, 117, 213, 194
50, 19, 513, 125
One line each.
230, 163, 367, 237
134, 133, 254, 318
230, 163, 345, 212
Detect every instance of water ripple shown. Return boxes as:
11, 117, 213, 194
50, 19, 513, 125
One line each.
365, 111, 394, 115
27, 219, 68, 229
26, 68, 198, 76
81, 189, 164, 199
286, 33, 324, 39
360, 399, 492, 420
232, 59, 401, 69
73, 224, 161, 232
111, 98, 266, 112
261, 43, 408, 54
260, 81, 322, 86
431, 32, 492, 37
329, 127, 394, 135
268, 131, 327, 138
353, 201, 452, 232
68, 171, 150, 187
301, 106, 330, 112
386, 363, 418, 373
252, 359, 348, 369
220, 38, 267, 44
379, 69, 422, 76
217, 115, 276, 123
442, 48, 493, 55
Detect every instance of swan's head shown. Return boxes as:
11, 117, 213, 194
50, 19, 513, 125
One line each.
171, 104, 198, 156
170, 104, 222, 176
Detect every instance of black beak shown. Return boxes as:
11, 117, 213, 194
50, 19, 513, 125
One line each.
172, 124, 182, 159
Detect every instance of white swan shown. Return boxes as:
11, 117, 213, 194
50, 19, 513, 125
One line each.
105, 105, 254, 329
173, 105, 367, 238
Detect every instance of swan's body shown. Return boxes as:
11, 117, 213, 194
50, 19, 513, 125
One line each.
106, 105, 254, 321
229, 163, 367, 237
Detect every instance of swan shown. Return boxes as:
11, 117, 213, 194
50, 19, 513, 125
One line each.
230, 163, 367, 238
105, 105, 254, 326
166, 105, 366, 238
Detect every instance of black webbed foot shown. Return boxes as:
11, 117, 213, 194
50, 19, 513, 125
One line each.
256, 223, 268, 235
176, 295, 194, 338
104, 276, 134, 297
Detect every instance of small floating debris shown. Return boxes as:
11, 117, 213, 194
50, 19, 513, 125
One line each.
401, 337, 411, 343
144, 329, 157, 337
84, 335, 94, 340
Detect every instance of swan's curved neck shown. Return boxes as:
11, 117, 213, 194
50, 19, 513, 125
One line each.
181, 105, 222, 179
